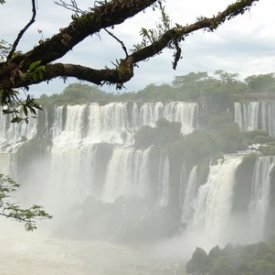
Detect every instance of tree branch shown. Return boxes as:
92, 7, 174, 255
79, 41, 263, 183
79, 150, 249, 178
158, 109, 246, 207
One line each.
54, 0, 84, 15
0, 0, 259, 91
7, 0, 37, 60
131, 0, 259, 64
104, 28, 129, 57
9, 0, 157, 68
0, 61, 134, 89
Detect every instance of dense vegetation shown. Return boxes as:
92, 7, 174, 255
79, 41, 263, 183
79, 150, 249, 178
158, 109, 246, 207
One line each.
38, 71, 275, 107
186, 241, 275, 275
134, 116, 275, 167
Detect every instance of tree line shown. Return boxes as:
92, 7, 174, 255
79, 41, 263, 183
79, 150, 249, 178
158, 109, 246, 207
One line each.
37, 71, 275, 107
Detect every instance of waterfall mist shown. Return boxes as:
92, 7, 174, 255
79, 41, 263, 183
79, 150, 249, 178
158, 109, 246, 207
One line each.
0, 101, 275, 273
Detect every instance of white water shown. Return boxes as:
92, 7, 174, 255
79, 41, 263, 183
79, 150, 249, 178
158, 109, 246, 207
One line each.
187, 156, 243, 245
158, 155, 170, 207
0, 109, 38, 152
181, 166, 198, 224
0, 102, 198, 150
52, 102, 198, 145
234, 101, 275, 136
249, 156, 275, 241
102, 146, 151, 202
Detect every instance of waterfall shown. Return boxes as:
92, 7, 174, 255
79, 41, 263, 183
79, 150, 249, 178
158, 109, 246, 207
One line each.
234, 101, 275, 137
48, 102, 198, 146
4, 100, 275, 245
179, 163, 187, 208
181, 165, 198, 224
138, 102, 198, 135
0, 102, 198, 151
249, 156, 275, 240
102, 146, 151, 203
46, 143, 98, 214
163, 102, 198, 135
188, 156, 243, 241
234, 102, 259, 131
158, 155, 170, 207
0, 109, 38, 152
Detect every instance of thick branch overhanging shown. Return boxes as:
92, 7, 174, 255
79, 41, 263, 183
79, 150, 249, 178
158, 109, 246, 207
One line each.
11, 0, 158, 67
0, 0, 259, 90
6, 62, 134, 88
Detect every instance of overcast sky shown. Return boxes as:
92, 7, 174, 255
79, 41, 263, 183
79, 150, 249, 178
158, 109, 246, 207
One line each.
0, 0, 274, 96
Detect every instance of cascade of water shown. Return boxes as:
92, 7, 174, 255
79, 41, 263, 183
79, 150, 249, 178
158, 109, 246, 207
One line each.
51, 106, 64, 139
234, 101, 275, 137
234, 102, 259, 131
263, 101, 275, 137
102, 146, 151, 203
137, 101, 198, 135
234, 102, 243, 130
249, 156, 275, 240
163, 102, 198, 135
53, 105, 87, 145
46, 143, 98, 215
188, 156, 243, 241
139, 102, 164, 127
158, 155, 170, 207
0, 102, 199, 152
179, 163, 187, 208
181, 165, 198, 224
86, 103, 130, 144
0, 110, 38, 152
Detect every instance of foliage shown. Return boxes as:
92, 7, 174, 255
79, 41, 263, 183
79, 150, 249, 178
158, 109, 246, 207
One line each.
203, 111, 246, 153
175, 130, 218, 163
36, 70, 275, 109
186, 247, 210, 275
244, 130, 275, 145
38, 83, 116, 106
0, 174, 51, 230
133, 111, 268, 166
134, 118, 181, 149
186, 241, 275, 275
245, 73, 275, 93
259, 142, 275, 156
135, 120, 218, 165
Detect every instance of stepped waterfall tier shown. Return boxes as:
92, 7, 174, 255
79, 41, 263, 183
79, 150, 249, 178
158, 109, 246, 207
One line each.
0, 101, 198, 151
1, 100, 275, 258
234, 101, 275, 137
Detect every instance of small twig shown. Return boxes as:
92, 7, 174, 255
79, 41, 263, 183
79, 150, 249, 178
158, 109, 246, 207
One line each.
104, 28, 129, 57
7, 0, 37, 60
54, 0, 84, 14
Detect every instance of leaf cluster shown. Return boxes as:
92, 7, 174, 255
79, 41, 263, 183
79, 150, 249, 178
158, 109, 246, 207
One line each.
0, 174, 52, 231
133, 2, 171, 52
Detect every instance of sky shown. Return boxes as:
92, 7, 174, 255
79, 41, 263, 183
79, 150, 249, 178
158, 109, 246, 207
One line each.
0, 0, 274, 96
